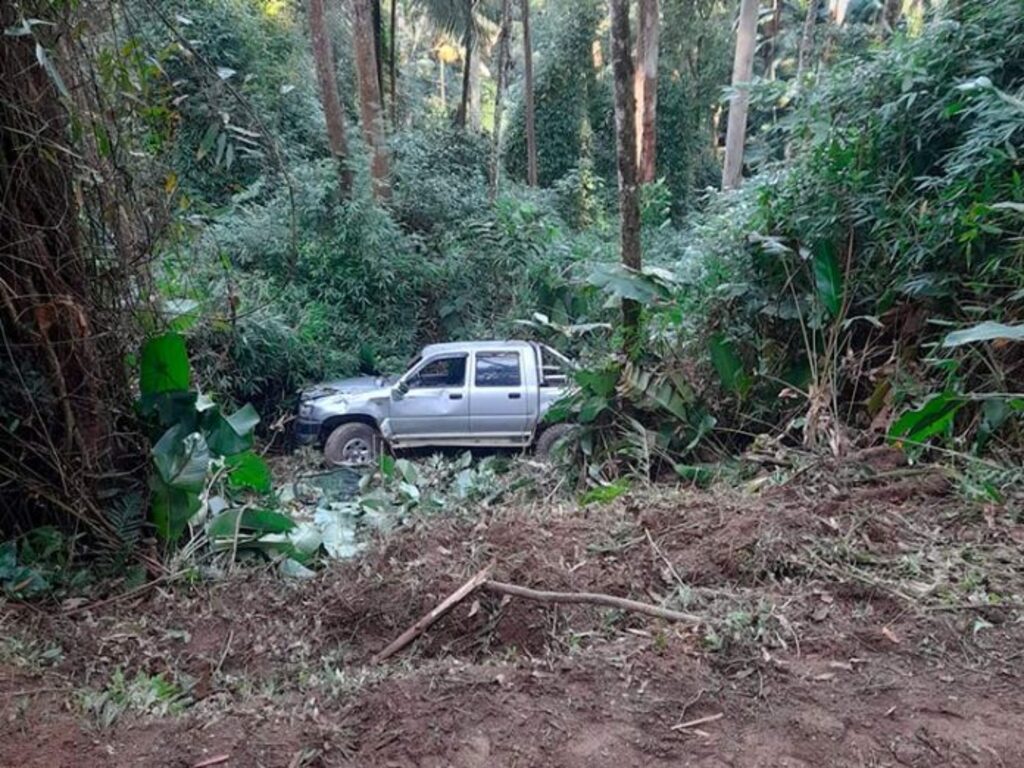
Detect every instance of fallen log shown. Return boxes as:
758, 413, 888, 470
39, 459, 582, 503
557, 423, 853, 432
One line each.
482, 580, 702, 624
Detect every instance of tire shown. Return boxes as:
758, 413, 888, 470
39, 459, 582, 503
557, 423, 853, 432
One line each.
534, 423, 574, 461
323, 422, 381, 466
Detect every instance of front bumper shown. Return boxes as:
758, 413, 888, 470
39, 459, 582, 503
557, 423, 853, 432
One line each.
293, 417, 322, 446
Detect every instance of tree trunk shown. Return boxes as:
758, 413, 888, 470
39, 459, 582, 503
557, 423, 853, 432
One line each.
608, 0, 642, 358
521, 0, 538, 186
389, 0, 398, 125
372, 0, 385, 108
455, 0, 474, 128
722, 0, 759, 191
469, 39, 482, 130
489, 0, 511, 198
796, 0, 819, 82
882, 0, 902, 32
308, 0, 353, 197
352, 0, 390, 198
634, 0, 659, 184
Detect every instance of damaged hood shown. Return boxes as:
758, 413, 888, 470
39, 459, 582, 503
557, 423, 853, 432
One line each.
301, 375, 395, 401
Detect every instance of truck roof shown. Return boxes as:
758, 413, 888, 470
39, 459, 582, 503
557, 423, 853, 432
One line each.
420, 340, 535, 356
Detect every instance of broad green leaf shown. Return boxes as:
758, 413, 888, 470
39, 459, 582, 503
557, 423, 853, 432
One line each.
888, 393, 965, 445
226, 450, 272, 493
708, 334, 751, 397
140, 333, 190, 395
812, 241, 843, 317
576, 367, 620, 398
579, 395, 609, 423
394, 458, 419, 485
205, 404, 259, 456
150, 476, 200, 543
587, 263, 668, 305
674, 464, 714, 487
152, 426, 209, 492
942, 321, 1024, 348
207, 508, 296, 538
197, 121, 219, 160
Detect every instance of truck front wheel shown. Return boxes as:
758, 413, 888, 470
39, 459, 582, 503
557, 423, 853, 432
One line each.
323, 422, 381, 466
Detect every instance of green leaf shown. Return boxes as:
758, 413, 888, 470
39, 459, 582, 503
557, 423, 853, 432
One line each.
576, 366, 620, 398
226, 450, 272, 493
197, 120, 219, 160
578, 395, 609, 423
207, 508, 296, 538
812, 241, 843, 317
205, 404, 259, 456
673, 464, 714, 487
587, 263, 669, 305
152, 426, 209, 492
942, 321, 1024, 348
888, 393, 965, 446
140, 334, 190, 395
578, 481, 629, 506
708, 334, 751, 397
150, 476, 200, 543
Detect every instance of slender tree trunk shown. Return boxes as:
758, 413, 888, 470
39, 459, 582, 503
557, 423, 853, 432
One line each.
521, 0, 538, 186
469, 40, 482, 130
308, 0, 353, 197
608, 0, 642, 358
439, 58, 446, 108
796, 0, 819, 82
352, 0, 390, 198
372, 0, 385, 107
882, 0, 902, 32
455, 1, 474, 128
489, 0, 511, 198
389, 0, 398, 125
722, 0, 759, 191
766, 0, 781, 80
634, 0, 659, 183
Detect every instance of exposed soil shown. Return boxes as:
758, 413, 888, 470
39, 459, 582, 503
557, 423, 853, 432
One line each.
3, 461, 1023, 767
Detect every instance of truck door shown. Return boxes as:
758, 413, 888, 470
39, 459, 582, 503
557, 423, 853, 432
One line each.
470, 350, 529, 437
389, 354, 470, 437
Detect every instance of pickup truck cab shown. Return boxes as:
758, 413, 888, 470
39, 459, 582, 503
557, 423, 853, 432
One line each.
295, 340, 573, 464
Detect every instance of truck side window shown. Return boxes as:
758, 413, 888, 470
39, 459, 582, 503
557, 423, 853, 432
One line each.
410, 356, 466, 388
475, 352, 521, 387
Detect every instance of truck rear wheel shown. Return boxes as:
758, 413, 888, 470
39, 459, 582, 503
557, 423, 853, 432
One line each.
323, 422, 380, 466
535, 423, 574, 461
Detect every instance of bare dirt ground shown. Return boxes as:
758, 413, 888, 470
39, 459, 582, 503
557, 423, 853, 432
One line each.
3, 454, 1024, 767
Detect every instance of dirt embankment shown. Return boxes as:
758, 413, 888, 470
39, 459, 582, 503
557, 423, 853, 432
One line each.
2, 463, 1023, 767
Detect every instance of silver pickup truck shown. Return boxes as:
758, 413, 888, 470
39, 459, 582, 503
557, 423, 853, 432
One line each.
294, 340, 574, 464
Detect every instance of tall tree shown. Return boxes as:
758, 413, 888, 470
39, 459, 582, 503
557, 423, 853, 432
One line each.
489, 0, 512, 197
796, 0, 820, 81
609, 0, 642, 358
454, 0, 476, 127
372, 0, 385, 102
389, 0, 399, 124
352, 0, 390, 197
521, 0, 538, 186
722, 0, 759, 191
634, 0, 660, 183
307, 0, 353, 197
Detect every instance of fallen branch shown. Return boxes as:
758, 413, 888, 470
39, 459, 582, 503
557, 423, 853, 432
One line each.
671, 712, 724, 731
372, 563, 494, 664
482, 580, 702, 624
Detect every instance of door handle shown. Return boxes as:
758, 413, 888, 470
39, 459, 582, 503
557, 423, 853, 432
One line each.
508, 392, 522, 399
449, 393, 463, 400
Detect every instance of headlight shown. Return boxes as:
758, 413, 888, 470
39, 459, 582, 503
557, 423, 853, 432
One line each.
298, 403, 313, 417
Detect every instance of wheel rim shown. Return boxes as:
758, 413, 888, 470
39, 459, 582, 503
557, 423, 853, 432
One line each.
340, 437, 373, 465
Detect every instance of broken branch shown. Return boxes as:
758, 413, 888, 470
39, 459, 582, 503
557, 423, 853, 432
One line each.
482, 580, 702, 624
372, 563, 494, 664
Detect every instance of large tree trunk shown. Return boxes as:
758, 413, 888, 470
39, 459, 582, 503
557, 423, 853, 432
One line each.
489, 0, 512, 198
722, 0, 759, 191
389, 0, 398, 125
308, 0, 353, 197
609, 0, 642, 358
372, 0, 385, 104
634, 0, 659, 184
352, 0, 390, 198
796, 0, 820, 82
521, 0, 538, 186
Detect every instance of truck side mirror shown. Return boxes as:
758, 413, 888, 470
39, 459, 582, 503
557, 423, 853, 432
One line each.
392, 380, 409, 400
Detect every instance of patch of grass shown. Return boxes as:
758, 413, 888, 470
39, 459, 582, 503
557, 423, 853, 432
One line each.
78, 668, 191, 730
